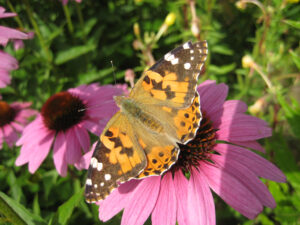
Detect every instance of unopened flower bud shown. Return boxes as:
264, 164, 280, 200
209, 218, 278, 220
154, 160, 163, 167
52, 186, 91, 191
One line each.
164, 12, 176, 26
133, 23, 140, 37
235, 1, 247, 10
249, 98, 265, 115
242, 55, 254, 68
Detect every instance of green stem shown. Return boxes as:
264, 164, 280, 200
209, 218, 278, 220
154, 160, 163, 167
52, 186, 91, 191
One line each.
63, 4, 74, 34
75, 3, 84, 30
22, 0, 52, 63
6, 0, 24, 29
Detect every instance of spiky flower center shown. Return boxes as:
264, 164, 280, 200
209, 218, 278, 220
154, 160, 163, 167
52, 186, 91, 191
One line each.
0, 101, 17, 127
41, 92, 86, 131
172, 112, 217, 173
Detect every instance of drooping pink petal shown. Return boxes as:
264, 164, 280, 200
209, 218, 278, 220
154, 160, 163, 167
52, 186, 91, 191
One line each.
65, 128, 81, 164
174, 170, 189, 225
214, 143, 286, 182
74, 125, 90, 153
0, 26, 29, 46
10, 121, 23, 133
201, 161, 263, 219
87, 100, 118, 118
152, 173, 176, 225
99, 179, 141, 222
28, 131, 54, 173
188, 168, 215, 225
82, 119, 106, 136
198, 81, 228, 115
211, 154, 276, 208
0, 50, 18, 70
0, 69, 11, 87
16, 134, 45, 165
16, 116, 44, 145
223, 100, 248, 113
74, 143, 95, 170
208, 100, 249, 127
13, 39, 24, 50
216, 114, 271, 141
121, 176, 161, 225
0, 7, 16, 18
3, 124, 18, 147
0, 129, 4, 149
233, 140, 265, 152
53, 131, 68, 176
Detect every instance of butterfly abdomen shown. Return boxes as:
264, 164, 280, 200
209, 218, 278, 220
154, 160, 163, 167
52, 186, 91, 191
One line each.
115, 96, 163, 133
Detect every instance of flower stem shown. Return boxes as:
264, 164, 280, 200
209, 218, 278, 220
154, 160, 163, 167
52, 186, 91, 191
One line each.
63, 4, 74, 35
252, 63, 274, 93
6, 0, 24, 29
75, 3, 84, 30
22, 0, 52, 63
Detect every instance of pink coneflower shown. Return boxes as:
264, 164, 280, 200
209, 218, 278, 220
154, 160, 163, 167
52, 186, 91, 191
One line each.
0, 97, 37, 149
15, 84, 125, 176
0, 6, 32, 88
0, 51, 17, 88
13, 32, 35, 50
0, 7, 30, 47
82, 80, 286, 225
61, 0, 82, 5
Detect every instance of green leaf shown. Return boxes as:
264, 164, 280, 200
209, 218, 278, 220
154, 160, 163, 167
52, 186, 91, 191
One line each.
52, 188, 84, 225
267, 134, 300, 188
211, 45, 233, 55
283, 19, 300, 29
289, 50, 300, 70
208, 63, 236, 75
277, 92, 300, 139
54, 44, 96, 65
0, 192, 46, 225
77, 68, 114, 85
42, 170, 58, 200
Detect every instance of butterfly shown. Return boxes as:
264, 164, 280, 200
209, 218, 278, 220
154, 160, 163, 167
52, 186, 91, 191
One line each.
85, 41, 208, 203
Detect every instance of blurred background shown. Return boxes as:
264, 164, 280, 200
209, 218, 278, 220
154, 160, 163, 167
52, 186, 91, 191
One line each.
0, 0, 299, 224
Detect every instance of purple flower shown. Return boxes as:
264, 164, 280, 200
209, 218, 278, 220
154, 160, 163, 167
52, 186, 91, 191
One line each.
0, 6, 33, 88
0, 97, 37, 149
61, 0, 82, 5
0, 7, 31, 47
81, 80, 286, 225
15, 84, 125, 176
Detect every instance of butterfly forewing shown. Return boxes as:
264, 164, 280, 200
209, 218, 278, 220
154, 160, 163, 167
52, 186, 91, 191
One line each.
131, 41, 208, 108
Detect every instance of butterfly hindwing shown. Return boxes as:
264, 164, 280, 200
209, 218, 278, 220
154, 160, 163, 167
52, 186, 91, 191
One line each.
85, 112, 147, 203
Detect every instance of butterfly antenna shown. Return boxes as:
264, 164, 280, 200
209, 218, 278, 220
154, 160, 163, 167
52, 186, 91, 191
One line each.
110, 60, 117, 85
78, 99, 115, 113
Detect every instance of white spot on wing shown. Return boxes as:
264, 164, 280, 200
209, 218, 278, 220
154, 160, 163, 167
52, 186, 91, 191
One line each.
164, 52, 175, 61
97, 162, 103, 171
184, 63, 191, 69
171, 58, 179, 65
86, 178, 92, 186
100, 182, 104, 187
183, 42, 190, 49
91, 157, 98, 168
190, 50, 194, 54
94, 184, 98, 188
191, 56, 194, 60
104, 174, 111, 181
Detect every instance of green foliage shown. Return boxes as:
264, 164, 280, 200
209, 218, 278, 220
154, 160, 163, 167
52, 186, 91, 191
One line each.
0, 0, 300, 224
